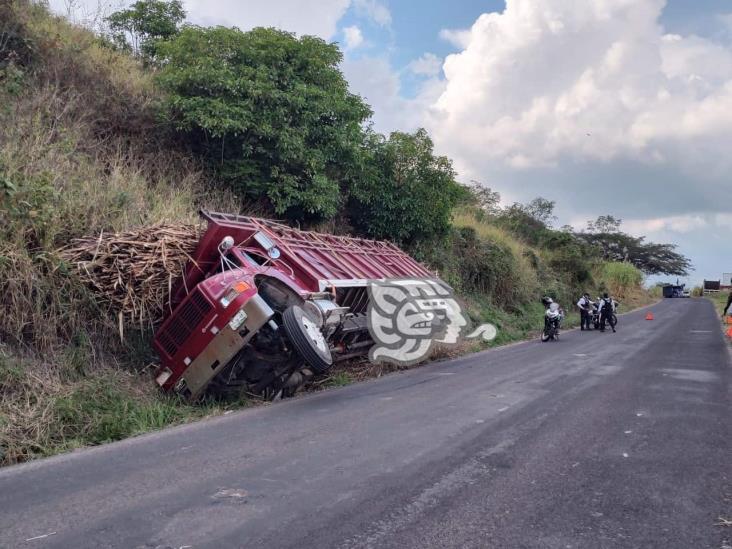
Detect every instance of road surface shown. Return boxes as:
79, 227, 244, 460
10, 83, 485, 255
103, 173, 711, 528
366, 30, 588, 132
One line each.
1, 298, 730, 549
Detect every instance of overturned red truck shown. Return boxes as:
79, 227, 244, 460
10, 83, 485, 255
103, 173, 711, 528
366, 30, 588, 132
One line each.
153, 210, 432, 400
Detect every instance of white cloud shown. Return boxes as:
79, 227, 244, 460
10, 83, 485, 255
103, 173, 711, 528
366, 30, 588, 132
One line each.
342, 56, 444, 134
353, 0, 392, 27
342, 25, 364, 50
623, 214, 709, 236
438, 28, 472, 49
408, 53, 442, 77
428, 0, 732, 177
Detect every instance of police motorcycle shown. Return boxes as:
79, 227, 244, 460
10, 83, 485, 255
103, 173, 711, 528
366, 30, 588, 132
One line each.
590, 297, 619, 330
541, 297, 564, 342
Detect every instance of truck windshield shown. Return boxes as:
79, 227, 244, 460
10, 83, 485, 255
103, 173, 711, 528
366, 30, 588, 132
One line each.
241, 250, 269, 266
210, 252, 242, 276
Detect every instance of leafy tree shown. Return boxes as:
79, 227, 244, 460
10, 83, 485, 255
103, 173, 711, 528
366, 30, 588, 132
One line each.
464, 181, 501, 216
576, 230, 691, 276
107, 0, 185, 59
524, 197, 556, 226
495, 198, 555, 246
348, 128, 463, 244
156, 26, 371, 221
586, 214, 622, 234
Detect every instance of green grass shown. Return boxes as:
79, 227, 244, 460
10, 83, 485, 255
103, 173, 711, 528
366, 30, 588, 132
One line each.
706, 291, 731, 315
324, 371, 353, 387
0, 351, 251, 465
600, 262, 643, 296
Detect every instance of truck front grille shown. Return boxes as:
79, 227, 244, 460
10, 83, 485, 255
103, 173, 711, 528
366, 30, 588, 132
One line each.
157, 290, 213, 358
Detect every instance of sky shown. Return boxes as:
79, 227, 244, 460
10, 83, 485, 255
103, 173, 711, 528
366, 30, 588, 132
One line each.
50, 0, 732, 287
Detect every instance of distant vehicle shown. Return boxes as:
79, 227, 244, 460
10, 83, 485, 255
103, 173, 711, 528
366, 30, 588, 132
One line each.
153, 210, 434, 400
662, 284, 686, 298
682, 289, 691, 298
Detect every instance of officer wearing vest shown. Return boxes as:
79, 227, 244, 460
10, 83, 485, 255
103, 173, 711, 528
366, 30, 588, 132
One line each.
598, 292, 615, 333
576, 292, 592, 331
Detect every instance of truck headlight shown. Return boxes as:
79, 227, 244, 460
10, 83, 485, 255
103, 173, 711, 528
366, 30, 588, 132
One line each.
220, 280, 250, 308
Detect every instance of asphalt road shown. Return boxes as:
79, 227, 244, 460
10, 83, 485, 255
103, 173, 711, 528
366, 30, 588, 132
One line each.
1, 298, 730, 549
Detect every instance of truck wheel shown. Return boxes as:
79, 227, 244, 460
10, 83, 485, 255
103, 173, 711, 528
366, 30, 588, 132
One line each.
282, 305, 333, 373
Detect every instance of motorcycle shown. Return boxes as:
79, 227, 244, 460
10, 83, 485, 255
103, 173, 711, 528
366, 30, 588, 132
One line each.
541, 301, 564, 342
590, 299, 618, 330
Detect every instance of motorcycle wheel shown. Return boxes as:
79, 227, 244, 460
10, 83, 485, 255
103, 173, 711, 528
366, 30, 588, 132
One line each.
609, 314, 618, 328
541, 330, 551, 342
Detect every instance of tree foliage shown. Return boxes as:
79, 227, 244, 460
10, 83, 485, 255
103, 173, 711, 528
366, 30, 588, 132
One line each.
576, 216, 691, 276
494, 197, 556, 246
586, 214, 622, 234
463, 181, 501, 216
107, 0, 185, 59
156, 26, 371, 221
348, 129, 464, 244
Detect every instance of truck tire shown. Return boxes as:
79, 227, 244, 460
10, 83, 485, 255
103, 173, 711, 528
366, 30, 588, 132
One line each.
282, 305, 333, 373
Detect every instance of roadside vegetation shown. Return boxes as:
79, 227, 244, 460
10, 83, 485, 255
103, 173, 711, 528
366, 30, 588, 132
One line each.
0, 1, 689, 465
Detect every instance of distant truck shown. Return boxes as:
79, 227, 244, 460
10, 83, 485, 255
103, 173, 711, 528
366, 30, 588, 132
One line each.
662, 284, 686, 298
153, 211, 433, 400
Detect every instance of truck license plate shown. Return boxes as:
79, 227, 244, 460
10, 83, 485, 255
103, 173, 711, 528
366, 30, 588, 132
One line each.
229, 309, 248, 331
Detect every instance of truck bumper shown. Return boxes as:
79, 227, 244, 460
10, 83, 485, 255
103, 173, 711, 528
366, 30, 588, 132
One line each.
177, 294, 274, 400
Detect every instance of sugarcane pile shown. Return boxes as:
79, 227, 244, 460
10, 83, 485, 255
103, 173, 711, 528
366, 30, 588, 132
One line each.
60, 224, 200, 331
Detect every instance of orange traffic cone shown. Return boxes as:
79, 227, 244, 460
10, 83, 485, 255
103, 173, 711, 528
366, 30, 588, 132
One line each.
725, 316, 732, 325
726, 327, 732, 339
645, 312, 654, 321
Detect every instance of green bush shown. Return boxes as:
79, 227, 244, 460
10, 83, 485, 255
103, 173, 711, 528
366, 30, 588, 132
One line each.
348, 129, 464, 244
156, 26, 371, 221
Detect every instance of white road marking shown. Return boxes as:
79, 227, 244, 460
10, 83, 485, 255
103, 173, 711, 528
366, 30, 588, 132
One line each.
214, 488, 248, 499
636, 412, 644, 417
624, 430, 632, 434
475, 419, 485, 424
498, 406, 510, 412
573, 353, 588, 357
622, 453, 629, 458
25, 532, 57, 542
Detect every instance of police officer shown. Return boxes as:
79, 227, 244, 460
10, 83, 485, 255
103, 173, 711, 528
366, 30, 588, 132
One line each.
598, 292, 616, 333
576, 292, 592, 331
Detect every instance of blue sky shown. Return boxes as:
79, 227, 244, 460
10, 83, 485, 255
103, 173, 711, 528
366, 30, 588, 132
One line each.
52, 0, 732, 287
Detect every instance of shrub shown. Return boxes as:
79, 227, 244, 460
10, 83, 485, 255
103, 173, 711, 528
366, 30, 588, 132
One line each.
156, 26, 371, 221
348, 129, 463, 244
